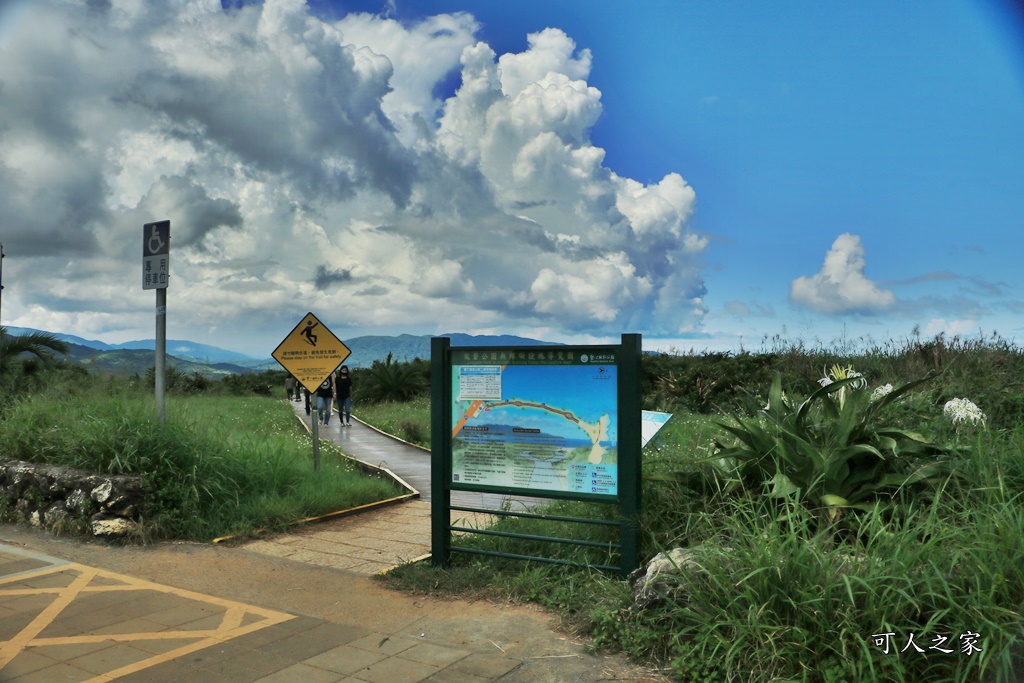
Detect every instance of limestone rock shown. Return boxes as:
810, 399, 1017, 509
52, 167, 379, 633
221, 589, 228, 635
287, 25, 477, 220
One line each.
65, 488, 89, 513
628, 545, 727, 610
90, 514, 136, 538
44, 503, 69, 527
91, 480, 114, 504
0, 458, 145, 537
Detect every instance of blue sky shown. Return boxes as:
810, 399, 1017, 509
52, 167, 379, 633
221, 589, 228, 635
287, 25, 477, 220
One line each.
0, 0, 1022, 357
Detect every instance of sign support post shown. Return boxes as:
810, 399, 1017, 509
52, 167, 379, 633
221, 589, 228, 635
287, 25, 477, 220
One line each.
272, 312, 351, 473
617, 333, 642, 576
311, 407, 321, 471
155, 288, 166, 424
143, 220, 170, 424
430, 336, 452, 567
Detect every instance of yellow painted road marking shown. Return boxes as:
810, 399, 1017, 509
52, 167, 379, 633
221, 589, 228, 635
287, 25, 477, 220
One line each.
0, 562, 294, 681
0, 566, 98, 668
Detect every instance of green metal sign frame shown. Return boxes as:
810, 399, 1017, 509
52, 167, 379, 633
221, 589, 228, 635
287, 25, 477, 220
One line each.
431, 334, 642, 577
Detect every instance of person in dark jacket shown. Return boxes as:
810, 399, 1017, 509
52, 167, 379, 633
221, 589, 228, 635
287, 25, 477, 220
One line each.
336, 365, 353, 426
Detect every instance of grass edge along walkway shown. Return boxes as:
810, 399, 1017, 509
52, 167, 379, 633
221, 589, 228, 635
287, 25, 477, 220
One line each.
211, 408, 420, 544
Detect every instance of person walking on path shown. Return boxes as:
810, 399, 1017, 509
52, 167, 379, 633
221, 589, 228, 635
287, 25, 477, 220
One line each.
315, 372, 336, 426
335, 365, 353, 426
284, 374, 296, 401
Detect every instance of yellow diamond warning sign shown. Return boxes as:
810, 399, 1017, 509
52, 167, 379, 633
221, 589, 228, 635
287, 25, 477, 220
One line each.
272, 312, 351, 392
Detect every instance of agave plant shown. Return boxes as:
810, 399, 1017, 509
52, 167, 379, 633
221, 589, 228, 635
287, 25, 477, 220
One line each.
707, 371, 954, 518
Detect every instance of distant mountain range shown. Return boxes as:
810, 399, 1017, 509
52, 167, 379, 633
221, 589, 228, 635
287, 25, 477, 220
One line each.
5, 327, 258, 363
3, 327, 559, 377
343, 333, 559, 367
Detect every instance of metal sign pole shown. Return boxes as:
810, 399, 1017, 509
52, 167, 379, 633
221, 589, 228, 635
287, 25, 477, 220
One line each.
155, 288, 166, 424
430, 336, 452, 567
618, 333, 642, 577
0, 243, 5, 378
311, 396, 321, 472
143, 220, 170, 425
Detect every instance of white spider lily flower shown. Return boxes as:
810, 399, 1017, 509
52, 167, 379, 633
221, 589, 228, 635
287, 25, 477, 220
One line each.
819, 364, 867, 389
870, 384, 894, 402
943, 398, 987, 427
818, 364, 867, 408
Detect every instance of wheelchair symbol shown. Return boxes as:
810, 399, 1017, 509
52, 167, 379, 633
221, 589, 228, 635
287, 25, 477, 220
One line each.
147, 225, 166, 254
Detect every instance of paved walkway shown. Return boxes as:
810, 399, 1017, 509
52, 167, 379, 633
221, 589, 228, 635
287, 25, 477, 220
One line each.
238, 401, 544, 576
0, 544, 300, 682
0, 534, 666, 682
289, 398, 546, 509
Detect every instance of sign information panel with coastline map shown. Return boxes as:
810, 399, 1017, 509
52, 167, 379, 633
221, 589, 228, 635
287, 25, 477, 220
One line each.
450, 347, 619, 499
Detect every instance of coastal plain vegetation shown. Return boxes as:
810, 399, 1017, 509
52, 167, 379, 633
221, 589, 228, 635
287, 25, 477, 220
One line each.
355, 333, 1024, 683
0, 330, 404, 541
2, 327, 1023, 680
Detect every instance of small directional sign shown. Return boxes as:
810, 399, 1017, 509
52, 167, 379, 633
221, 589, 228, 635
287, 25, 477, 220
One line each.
143, 220, 170, 290
272, 312, 351, 392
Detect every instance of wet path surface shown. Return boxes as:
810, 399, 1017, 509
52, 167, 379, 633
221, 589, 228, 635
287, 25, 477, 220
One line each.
238, 401, 545, 577
289, 398, 546, 510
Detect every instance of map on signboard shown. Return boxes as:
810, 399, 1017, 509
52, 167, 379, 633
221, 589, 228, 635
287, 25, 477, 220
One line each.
451, 363, 618, 498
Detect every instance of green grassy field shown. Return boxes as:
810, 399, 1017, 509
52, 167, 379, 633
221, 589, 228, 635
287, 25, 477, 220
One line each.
355, 394, 430, 447
0, 387, 404, 541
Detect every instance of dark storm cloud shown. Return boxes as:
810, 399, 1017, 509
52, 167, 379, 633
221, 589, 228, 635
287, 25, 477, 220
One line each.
0, 158, 105, 257
116, 16, 417, 207
132, 177, 244, 249
314, 265, 353, 290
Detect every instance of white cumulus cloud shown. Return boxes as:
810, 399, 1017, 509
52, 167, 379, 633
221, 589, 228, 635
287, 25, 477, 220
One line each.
790, 233, 895, 314
0, 1, 708, 352
924, 318, 979, 337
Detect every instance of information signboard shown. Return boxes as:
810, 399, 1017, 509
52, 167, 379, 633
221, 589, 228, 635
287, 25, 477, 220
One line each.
450, 347, 620, 500
431, 334, 643, 576
271, 312, 351, 392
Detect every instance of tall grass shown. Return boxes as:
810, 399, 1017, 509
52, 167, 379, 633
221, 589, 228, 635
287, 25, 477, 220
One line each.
589, 485, 1024, 682
383, 414, 1024, 681
376, 338, 1024, 682
0, 387, 404, 540
355, 394, 430, 447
